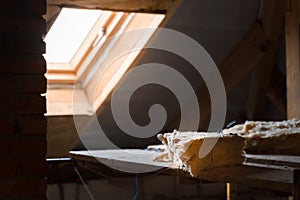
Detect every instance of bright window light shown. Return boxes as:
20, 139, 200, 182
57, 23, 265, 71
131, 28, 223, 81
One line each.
44, 8, 102, 63
44, 7, 165, 116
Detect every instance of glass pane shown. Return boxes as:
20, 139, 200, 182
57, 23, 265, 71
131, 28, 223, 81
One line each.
44, 8, 101, 63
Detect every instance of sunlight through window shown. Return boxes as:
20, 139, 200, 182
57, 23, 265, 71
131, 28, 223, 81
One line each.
44, 8, 165, 116
44, 8, 102, 64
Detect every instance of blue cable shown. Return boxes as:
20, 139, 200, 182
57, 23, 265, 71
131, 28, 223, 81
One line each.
133, 175, 139, 200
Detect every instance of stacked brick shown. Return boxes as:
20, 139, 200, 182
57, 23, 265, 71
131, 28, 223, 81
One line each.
0, 0, 47, 199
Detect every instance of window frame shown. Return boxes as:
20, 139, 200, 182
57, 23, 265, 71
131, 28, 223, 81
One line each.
45, 9, 165, 116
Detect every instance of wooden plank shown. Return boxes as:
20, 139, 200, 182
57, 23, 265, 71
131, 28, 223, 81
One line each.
47, 0, 179, 13
246, 0, 284, 120
245, 154, 300, 168
70, 149, 172, 173
70, 150, 294, 193
285, 0, 300, 119
198, 165, 292, 193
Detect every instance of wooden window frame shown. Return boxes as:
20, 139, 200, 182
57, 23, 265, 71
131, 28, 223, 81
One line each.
46, 9, 165, 116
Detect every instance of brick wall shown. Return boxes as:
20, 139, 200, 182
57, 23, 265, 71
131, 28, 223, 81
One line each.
0, 0, 47, 199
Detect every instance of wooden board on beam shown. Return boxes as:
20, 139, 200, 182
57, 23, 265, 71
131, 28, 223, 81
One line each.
70, 149, 295, 193
45, 0, 182, 35
245, 154, 300, 168
47, 0, 180, 13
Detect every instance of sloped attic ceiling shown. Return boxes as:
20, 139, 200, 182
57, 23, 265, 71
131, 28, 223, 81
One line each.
46, 0, 286, 157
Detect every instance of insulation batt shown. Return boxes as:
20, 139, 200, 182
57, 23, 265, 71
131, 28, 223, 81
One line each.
154, 119, 300, 177
223, 118, 300, 155
155, 130, 245, 177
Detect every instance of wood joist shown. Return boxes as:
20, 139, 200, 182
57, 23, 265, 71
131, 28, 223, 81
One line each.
285, 0, 300, 119
45, 0, 182, 30
47, 0, 178, 12
247, 0, 285, 120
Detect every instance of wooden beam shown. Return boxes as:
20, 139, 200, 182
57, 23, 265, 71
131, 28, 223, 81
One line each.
285, 0, 300, 119
47, 0, 179, 13
245, 154, 300, 168
169, 22, 266, 130
70, 149, 295, 194
45, 0, 182, 33
246, 0, 284, 120
219, 23, 266, 92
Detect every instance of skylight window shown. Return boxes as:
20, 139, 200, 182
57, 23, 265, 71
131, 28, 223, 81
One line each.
44, 8, 165, 116
44, 8, 102, 64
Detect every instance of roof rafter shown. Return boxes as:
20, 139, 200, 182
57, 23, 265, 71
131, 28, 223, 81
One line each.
47, 0, 179, 13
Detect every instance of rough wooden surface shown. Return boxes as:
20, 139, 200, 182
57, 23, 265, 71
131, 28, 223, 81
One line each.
247, 0, 284, 119
197, 164, 292, 193
69, 149, 296, 193
245, 154, 300, 168
285, 0, 300, 119
47, 0, 179, 12
70, 149, 173, 173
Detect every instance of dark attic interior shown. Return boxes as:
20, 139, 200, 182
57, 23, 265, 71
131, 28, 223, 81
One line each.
1, 0, 300, 199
